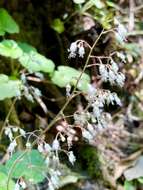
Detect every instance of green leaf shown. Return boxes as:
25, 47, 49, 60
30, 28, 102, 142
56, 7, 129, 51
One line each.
124, 181, 136, 190
52, 66, 90, 92
0, 172, 15, 190
5, 149, 47, 183
0, 40, 23, 59
107, 1, 120, 9
0, 8, 19, 35
0, 165, 7, 174
0, 74, 22, 100
82, 0, 104, 13
82, 1, 95, 12
51, 18, 64, 34
19, 51, 55, 73
18, 42, 37, 53
0, 74, 9, 84
0, 40, 55, 73
138, 177, 143, 184
91, 0, 105, 9
0, 29, 5, 36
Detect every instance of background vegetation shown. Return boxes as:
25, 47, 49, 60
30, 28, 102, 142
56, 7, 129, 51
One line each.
0, 0, 143, 190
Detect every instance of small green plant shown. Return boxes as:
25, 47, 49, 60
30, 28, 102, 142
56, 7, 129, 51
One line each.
124, 179, 143, 190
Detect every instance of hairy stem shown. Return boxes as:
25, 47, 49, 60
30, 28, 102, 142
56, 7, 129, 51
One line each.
42, 29, 104, 134
6, 29, 105, 190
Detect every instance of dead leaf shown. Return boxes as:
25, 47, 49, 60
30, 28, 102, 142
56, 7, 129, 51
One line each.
114, 150, 142, 180
124, 156, 143, 181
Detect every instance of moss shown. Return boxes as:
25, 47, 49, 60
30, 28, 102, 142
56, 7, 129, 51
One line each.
79, 145, 102, 179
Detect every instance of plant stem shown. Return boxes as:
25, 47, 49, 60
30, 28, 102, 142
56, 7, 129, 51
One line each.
0, 98, 17, 140
6, 29, 105, 190
42, 29, 104, 134
7, 151, 26, 190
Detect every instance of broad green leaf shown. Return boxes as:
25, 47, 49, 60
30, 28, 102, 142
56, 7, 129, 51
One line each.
138, 177, 143, 184
51, 18, 64, 34
0, 40, 23, 59
18, 42, 37, 53
0, 75, 22, 100
0, 172, 15, 190
0, 29, 5, 36
52, 66, 90, 92
0, 40, 55, 73
0, 74, 9, 83
82, 0, 104, 12
82, 1, 95, 12
124, 181, 136, 190
19, 51, 55, 73
5, 150, 46, 183
0, 165, 7, 174
107, 1, 120, 9
0, 8, 19, 35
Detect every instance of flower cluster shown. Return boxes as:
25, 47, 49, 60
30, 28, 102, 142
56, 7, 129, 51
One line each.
114, 19, 127, 43
21, 72, 42, 103
68, 151, 76, 165
5, 126, 26, 141
99, 61, 125, 87
23, 86, 34, 102
36, 140, 63, 189
68, 41, 85, 58
7, 140, 17, 155
72, 84, 123, 142
36, 135, 76, 190
66, 83, 71, 97
115, 24, 127, 43
87, 87, 122, 107
14, 179, 26, 190
74, 111, 90, 126
56, 121, 78, 148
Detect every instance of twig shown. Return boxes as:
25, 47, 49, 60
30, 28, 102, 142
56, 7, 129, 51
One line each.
128, 0, 135, 32
6, 29, 110, 190
133, 4, 143, 12
0, 98, 17, 140
42, 29, 104, 134
127, 31, 143, 36
7, 151, 26, 190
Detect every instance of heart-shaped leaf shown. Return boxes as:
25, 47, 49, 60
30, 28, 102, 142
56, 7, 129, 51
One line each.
138, 177, 143, 184
51, 18, 64, 34
18, 42, 37, 53
0, 74, 22, 100
5, 149, 47, 183
19, 51, 55, 73
0, 172, 15, 190
0, 8, 19, 35
0, 40, 23, 59
124, 181, 136, 190
52, 66, 90, 92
